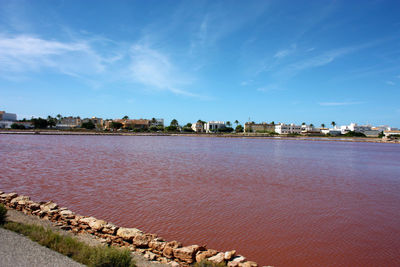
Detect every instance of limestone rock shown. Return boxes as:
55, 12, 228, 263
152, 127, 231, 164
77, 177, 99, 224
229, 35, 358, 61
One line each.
132, 233, 152, 247
196, 249, 218, 262
102, 223, 119, 235
225, 250, 236, 260
169, 262, 179, 267
149, 240, 166, 253
5, 193, 18, 201
116, 227, 142, 241
162, 241, 182, 258
208, 252, 226, 264
239, 261, 258, 267
40, 201, 58, 212
60, 209, 75, 219
88, 219, 107, 231
173, 245, 200, 264
10, 195, 30, 205
79, 216, 97, 225
232, 256, 246, 263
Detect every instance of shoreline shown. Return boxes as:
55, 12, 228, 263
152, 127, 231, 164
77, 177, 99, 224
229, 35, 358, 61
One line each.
0, 130, 398, 144
0, 191, 258, 267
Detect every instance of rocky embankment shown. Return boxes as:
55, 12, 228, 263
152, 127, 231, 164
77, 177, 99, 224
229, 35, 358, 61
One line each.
0, 191, 260, 267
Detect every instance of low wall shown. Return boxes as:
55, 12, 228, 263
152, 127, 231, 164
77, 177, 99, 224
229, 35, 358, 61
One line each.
0, 191, 260, 267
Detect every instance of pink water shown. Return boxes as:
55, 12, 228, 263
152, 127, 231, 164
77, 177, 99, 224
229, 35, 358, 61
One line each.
1, 135, 400, 266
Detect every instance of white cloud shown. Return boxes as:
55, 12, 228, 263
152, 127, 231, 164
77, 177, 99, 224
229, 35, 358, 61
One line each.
319, 101, 364, 106
129, 44, 199, 97
0, 34, 106, 76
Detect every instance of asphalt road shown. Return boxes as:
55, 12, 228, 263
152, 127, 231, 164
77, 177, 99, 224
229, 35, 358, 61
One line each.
0, 227, 83, 267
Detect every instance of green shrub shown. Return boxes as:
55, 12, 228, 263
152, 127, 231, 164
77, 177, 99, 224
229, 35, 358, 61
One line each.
4, 221, 135, 267
0, 204, 7, 225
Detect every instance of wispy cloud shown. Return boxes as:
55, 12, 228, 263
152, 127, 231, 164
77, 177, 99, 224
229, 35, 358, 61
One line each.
386, 81, 395, 86
274, 44, 297, 59
129, 44, 200, 97
319, 101, 364, 106
0, 34, 106, 77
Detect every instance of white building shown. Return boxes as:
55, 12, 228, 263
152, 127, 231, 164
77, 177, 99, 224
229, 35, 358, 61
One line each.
340, 123, 380, 136
191, 122, 205, 133
275, 123, 302, 134
0, 111, 17, 128
205, 121, 226, 133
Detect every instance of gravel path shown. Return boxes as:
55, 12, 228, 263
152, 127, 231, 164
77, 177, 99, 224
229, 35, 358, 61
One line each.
4, 209, 168, 267
0, 227, 84, 267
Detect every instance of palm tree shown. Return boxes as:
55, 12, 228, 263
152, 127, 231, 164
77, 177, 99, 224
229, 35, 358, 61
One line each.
56, 114, 62, 123
271, 121, 275, 125
331, 121, 336, 128
226, 121, 231, 127
234, 120, 239, 127
321, 123, 325, 128
310, 123, 314, 128
302, 122, 306, 125
122, 115, 129, 120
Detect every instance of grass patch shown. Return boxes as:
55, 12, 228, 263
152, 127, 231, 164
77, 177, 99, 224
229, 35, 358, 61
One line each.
194, 260, 227, 267
3, 221, 135, 267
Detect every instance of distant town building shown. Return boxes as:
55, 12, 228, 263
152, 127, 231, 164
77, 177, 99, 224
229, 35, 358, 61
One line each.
57, 116, 81, 129
275, 123, 302, 134
105, 119, 150, 130
0, 111, 17, 121
205, 121, 226, 133
244, 122, 275, 133
301, 124, 323, 135
191, 122, 205, 133
0, 111, 17, 128
340, 123, 380, 137
150, 118, 164, 127
384, 130, 400, 137
82, 117, 104, 129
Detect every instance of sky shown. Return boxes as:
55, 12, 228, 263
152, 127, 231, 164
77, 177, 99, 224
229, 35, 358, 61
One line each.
0, 0, 399, 127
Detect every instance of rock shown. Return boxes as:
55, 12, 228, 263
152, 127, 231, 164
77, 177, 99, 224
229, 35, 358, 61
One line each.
40, 201, 58, 212
173, 245, 200, 264
59, 209, 75, 219
78, 216, 97, 225
149, 240, 166, 253
5, 193, 18, 201
239, 261, 258, 267
116, 227, 142, 241
225, 250, 236, 260
102, 223, 119, 235
163, 241, 182, 258
196, 249, 218, 262
169, 262, 179, 267
144, 251, 157, 261
228, 262, 240, 267
88, 219, 107, 231
28, 202, 41, 210
208, 252, 226, 264
10, 195, 30, 206
232, 256, 246, 263
132, 233, 152, 247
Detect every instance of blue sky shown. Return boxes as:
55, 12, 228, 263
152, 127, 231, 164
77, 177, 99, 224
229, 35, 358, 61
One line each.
1, 0, 399, 127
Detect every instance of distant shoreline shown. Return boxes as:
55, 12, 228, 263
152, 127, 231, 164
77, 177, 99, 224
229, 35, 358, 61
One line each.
1, 129, 398, 144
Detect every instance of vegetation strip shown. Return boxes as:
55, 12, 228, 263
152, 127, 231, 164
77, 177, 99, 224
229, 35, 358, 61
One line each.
0, 206, 135, 267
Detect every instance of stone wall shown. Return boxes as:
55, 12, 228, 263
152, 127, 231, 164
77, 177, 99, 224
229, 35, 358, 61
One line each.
0, 191, 260, 267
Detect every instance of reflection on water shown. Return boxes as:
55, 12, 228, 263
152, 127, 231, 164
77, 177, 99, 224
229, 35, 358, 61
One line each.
1, 135, 400, 266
